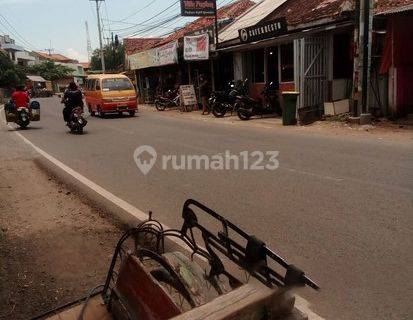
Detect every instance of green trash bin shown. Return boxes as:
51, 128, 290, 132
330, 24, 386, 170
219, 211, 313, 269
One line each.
282, 91, 299, 126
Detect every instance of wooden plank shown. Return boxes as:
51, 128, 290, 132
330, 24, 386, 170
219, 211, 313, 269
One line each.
172, 283, 295, 320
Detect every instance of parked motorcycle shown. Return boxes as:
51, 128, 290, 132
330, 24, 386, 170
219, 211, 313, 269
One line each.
67, 106, 87, 133
236, 81, 281, 121
4, 100, 41, 129
154, 88, 180, 111
209, 80, 247, 118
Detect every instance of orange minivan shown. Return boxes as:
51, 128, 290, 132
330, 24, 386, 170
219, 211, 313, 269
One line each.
84, 74, 138, 117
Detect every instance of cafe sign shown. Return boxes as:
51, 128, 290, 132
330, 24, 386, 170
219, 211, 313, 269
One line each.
180, 0, 216, 17
239, 18, 288, 43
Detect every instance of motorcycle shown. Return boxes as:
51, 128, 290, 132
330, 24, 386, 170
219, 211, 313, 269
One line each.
4, 100, 40, 129
67, 106, 87, 134
154, 88, 180, 111
236, 81, 282, 121
209, 80, 247, 118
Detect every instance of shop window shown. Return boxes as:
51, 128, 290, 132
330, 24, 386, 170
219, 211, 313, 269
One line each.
280, 43, 294, 82
333, 33, 353, 79
267, 47, 279, 84
244, 49, 265, 83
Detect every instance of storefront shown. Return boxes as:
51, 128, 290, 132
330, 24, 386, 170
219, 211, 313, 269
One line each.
128, 41, 180, 103
216, 0, 356, 114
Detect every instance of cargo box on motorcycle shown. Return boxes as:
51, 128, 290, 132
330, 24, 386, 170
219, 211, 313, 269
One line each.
4, 101, 16, 122
30, 101, 41, 121
3, 100, 40, 122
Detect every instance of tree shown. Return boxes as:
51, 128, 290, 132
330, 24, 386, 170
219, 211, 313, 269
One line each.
90, 42, 125, 72
26, 61, 73, 81
0, 52, 26, 89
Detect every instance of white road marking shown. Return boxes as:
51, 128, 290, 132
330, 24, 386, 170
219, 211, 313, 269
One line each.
282, 165, 344, 182
0, 106, 325, 319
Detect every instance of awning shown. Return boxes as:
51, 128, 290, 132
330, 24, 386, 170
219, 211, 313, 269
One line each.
218, 0, 286, 43
26, 75, 46, 82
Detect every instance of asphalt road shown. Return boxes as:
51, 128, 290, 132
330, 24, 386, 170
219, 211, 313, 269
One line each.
4, 97, 412, 320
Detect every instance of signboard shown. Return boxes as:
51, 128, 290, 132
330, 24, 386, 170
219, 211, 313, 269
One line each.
129, 40, 178, 70
157, 40, 178, 66
180, 85, 197, 106
239, 18, 288, 43
129, 49, 157, 70
184, 34, 209, 61
180, 0, 216, 17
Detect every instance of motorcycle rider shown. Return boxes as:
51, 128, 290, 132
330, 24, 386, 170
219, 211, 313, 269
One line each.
61, 82, 84, 124
11, 85, 30, 111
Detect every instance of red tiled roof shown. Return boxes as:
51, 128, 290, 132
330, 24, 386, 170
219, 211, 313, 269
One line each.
79, 62, 91, 69
33, 51, 76, 63
268, 0, 353, 26
123, 38, 163, 55
158, 0, 255, 46
268, 0, 413, 26
374, 0, 413, 14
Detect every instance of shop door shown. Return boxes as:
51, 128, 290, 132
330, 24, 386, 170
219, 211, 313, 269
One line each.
300, 35, 328, 109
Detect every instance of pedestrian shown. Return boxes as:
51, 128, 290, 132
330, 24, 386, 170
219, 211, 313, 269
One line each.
199, 74, 210, 115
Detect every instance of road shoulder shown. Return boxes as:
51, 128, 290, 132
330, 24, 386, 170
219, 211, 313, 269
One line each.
0, 129, 122, 320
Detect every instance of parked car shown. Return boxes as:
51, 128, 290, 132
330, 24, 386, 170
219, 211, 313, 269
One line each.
84, 74, 137, 117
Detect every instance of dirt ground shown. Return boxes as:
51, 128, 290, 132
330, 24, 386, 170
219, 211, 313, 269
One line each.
140, 104, 413, 141
0, 146, 123, 319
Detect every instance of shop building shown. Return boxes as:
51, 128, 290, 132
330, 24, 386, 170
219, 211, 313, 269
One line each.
216, 0, 413, 118
124, 0, 254, 103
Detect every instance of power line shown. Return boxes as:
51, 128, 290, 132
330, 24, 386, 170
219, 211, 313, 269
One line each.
120, 0, 179, 36
116, 13, 181, 35
115, 0, 158, 22
0, 13, 38, 50
122, 14, 181, 38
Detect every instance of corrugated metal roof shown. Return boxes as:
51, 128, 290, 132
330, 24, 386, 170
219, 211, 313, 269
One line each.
219, 0, 287, 43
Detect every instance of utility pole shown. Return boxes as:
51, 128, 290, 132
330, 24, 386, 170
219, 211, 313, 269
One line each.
44, 40, 54, 55
357, 0, 373, 124
90, 0, 105, 73
85, 21, 92, 61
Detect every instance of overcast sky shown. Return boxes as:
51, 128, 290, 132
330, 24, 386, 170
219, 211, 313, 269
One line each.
0, 0, 241, 62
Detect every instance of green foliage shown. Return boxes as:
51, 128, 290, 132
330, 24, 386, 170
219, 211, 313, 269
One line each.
0, 52, 26, 88
90, 43, 125, 72
26, 61, 73, 81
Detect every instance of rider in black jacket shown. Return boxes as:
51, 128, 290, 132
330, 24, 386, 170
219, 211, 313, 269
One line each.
61, 82, 84, 123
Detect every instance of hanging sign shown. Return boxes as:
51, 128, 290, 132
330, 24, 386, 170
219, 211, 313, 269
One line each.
180, 0, 216, 17
184, 34, 209, 61
239, 18, 288, 43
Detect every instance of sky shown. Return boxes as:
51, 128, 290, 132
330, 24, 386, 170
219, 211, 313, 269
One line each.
0, 0, 236, 62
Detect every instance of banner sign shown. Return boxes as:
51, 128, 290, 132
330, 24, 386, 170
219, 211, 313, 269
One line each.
239, 18, 288, 43
129, 40, 178, 70
184, 34, 209, 61
129, 49, 157, 70
180, 0, 216, 17
180, 85, 197, 106
157, 40, 179, 66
